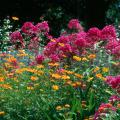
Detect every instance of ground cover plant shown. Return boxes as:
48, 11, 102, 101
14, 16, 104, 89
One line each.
0, 19, 120, 120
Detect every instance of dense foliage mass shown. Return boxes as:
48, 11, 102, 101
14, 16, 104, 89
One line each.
0, 19, 120, 120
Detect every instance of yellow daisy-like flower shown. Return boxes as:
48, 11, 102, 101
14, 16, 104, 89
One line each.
52, 85, 59, 91
74, 73, 83, 79
82, 57, 88, 61
0, 111, 5, 116
27, 86, 34, 90
87, 77, 94, 82
73, 56, 81, 61
51, 73, 61, 79
12, 16, 19, 21
56, 106, 62, 110
50, 39, 56, 42
48, 62, 59, 67
102, 67, 109, 73
88, 54, 96, 59
36, 65, 44, 69
58, 43, 64, 47
30, 76, 38, 81
93, 66, 100, 73
64, 104, 70, 108
96, 73, 102, 79
61, 75, 70, 80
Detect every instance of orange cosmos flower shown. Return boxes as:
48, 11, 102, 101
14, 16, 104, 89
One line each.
52, 85, 59, 91
12, 16, 19, 21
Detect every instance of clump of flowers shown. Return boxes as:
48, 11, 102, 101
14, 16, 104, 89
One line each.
68, 19, 83, 32
106, 75, 120, 93
10, 31, 24, 49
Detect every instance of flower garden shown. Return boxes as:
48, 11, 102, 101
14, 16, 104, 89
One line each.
0, 19, 120, 120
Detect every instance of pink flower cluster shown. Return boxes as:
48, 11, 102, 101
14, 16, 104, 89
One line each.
94, 103, 117, 120
21, 21, 49, 36
68, 19, 83, 32
44, 19, 118, 62
10, 19, 119, 62
109, 95, 120, 104
10, 31, 24, 49
10, 21, 50, 51
106, 75, 120, 93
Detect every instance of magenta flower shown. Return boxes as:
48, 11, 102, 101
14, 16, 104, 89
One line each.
86, 27, 101, 44
68, 19, 83, 32
111, 45, 120, 57
35, 54, 45, 64
36, 21, 49, 34
49, 54, 60, 62
10, 31, 24, 48
101, 25, 116, 40
57, 36, 69, 44
106, 75, 120, 93
21, 22, 35, 35
109, 95, 120, 103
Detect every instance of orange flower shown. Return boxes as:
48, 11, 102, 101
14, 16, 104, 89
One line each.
73, 56, 81, 61
0, 111, 5, 116
51, 73, 61, 79
93, 67, 100, 72
56, 106, 62, 110
88, 54, 96, 59
82, 57, 88, 61
96, 73, 102, 79
52, 85, 59, 91
64, 104, 70, 108
0, 77, 4, 82
30, 76, 38, 81
61, 75, 70, 80
12, 16, 19, 20
74, 73, 83, 79
27, 86, 34, 90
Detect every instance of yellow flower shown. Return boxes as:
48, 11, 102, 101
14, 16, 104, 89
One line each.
0, 84, 12, 89
74, 73, 83, 79
88, 54, 96, 59
48, 62, 59, 67
36, 70, 44, 76
50, 39, 56, 42
36, 65, 44, 69
64, 65, 69, 68
96, 73, 102, 79
51, 73, 61, 79
58, 43, 64, 47
101, 77, 107, 81
93, 67, 100, 72
56, 106, 62, 110
65, 70, 74, 74
12, 16, 19, 20
30, 76, 38, 81
102, 67, 109, 73
87, 77, 93, 82
76, 81, 82, 86
61, 75, 70, 80
73, 56, 81, 61
82, 57, 88, 61
64, 104, 70, 108
0, 111, 5, 116
27, 86, 34, 90
52, 85, 59, 91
